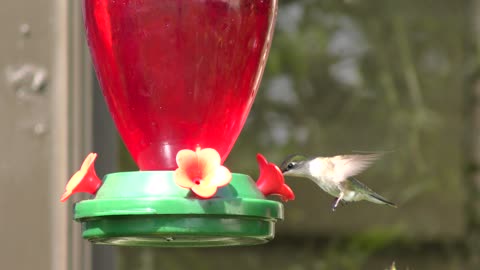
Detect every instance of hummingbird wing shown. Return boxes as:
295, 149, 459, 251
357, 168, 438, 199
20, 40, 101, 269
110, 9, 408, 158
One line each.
331, 153, 382, 181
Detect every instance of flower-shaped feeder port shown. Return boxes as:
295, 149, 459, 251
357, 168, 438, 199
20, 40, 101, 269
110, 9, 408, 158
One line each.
256, 154, 295, 202
66, 151, 292, 247
174, 148, 232, 198
60, 153, 102, 202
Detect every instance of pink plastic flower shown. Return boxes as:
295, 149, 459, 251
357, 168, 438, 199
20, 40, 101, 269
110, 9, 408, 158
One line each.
256, 153, 295, 201
174, 148, 232, 198
60, 153, 102, 202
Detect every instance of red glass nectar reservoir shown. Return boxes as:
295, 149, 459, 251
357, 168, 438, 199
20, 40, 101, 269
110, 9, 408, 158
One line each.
83, 0, 276, 170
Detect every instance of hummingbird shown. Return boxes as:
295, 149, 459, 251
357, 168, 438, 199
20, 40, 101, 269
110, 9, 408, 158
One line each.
280, 153, 396, 211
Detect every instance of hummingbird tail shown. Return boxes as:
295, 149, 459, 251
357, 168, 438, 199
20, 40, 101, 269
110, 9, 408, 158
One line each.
367, 193, 397, 208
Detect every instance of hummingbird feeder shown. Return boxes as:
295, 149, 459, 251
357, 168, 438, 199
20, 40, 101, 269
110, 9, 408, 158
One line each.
61, 0, 294, 247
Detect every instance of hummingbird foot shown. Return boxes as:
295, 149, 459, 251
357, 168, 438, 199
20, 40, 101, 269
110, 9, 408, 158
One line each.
331, 198, 338, 211
331, 192, 345, 212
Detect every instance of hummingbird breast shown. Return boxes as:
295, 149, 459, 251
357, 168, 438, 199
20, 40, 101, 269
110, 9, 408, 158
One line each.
315, 180, 364, 201
307, 158, 343, 197
311, 177, 342, 197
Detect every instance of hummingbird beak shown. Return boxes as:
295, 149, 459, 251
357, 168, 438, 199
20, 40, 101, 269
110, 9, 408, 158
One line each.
282, 170, 295, 176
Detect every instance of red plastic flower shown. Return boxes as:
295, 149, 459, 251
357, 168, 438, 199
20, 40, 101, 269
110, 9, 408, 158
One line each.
174, 148, 232, 198
60, 153, 102, 202
255, 153, 295, 201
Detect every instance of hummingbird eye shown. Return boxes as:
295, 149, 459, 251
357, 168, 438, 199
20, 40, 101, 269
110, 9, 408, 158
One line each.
287, 162, 295, 170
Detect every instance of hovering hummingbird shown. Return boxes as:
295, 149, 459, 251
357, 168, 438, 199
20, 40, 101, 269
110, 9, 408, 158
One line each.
280, 153, 396, 211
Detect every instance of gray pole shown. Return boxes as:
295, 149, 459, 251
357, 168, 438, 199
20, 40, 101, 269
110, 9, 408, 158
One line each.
91, 76, 118, 270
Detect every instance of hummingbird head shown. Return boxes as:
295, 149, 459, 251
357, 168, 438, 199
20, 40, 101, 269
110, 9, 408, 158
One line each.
280, 154, 309, 177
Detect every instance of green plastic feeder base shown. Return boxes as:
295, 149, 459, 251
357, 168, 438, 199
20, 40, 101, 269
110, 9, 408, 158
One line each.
74, 171, 284, 247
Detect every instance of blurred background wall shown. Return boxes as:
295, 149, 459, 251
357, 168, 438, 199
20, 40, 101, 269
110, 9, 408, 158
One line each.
1, 0, 479, 269
0, 0, 93, 269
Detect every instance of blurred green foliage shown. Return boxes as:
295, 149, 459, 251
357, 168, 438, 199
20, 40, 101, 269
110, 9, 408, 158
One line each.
117, 0, 475, 269
226, 0, 468, 243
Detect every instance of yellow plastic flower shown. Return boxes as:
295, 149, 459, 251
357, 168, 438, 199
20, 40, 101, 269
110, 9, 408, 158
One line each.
174, 148, 232, 198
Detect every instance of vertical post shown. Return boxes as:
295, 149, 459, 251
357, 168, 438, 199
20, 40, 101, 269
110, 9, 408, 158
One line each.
51, 0, 93, 270
92, 77, 118, 270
